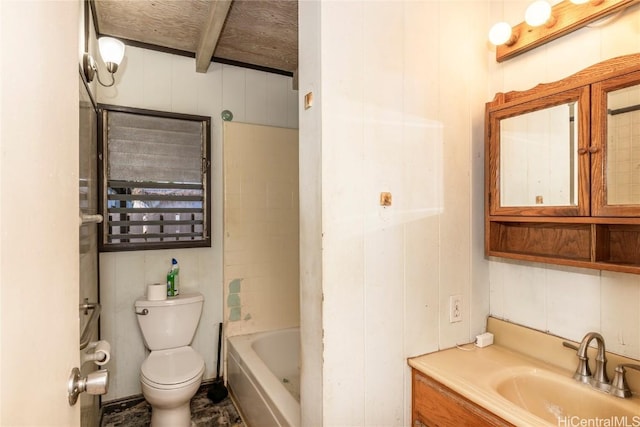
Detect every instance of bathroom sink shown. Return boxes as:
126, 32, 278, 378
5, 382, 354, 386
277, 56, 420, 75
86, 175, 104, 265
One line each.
495, 368, 638, 424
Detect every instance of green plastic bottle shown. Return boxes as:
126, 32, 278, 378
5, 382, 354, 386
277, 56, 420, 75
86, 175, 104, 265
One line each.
166, 258, 180, 297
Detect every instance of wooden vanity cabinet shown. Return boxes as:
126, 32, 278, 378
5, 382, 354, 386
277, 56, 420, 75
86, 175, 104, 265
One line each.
485, 54, 640, 274
411, 368, 513, 427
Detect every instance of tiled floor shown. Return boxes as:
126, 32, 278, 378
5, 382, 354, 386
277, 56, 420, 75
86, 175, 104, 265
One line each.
101, 383, 244, 427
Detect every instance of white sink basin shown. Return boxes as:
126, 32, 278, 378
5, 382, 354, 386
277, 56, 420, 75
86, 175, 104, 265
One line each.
495, 368, 638, 424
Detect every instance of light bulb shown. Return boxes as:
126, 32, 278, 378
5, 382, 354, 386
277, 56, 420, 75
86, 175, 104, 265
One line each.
98, 37, 126, 73
489, 22, 513, 46
525, 0, 552, 27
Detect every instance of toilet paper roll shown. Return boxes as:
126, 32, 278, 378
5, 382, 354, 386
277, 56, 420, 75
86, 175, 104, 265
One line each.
147, 283, 167, 301
93, 340, 111, 366
82, 340, 111, 366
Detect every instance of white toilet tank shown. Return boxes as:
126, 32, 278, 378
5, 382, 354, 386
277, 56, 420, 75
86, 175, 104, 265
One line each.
135, 292, 204, 351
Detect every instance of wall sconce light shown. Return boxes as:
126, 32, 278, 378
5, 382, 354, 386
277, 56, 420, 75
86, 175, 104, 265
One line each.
489, 0, 639, 62
82, 37, 125, 87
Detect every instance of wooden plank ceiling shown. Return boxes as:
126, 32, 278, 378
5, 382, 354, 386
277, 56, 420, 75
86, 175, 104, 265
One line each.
92, 0, 298, 75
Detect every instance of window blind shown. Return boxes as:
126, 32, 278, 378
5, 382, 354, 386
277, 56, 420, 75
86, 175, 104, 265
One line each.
100, 107, 210, 250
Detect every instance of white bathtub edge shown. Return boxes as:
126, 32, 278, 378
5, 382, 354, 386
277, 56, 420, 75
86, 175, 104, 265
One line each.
227, 328, 301, 427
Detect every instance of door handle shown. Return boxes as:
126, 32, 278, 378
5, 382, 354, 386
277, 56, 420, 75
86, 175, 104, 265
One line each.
68, 367, 109, 405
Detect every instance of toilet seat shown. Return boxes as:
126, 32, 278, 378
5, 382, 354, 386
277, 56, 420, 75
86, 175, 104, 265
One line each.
141, 346, 204, 389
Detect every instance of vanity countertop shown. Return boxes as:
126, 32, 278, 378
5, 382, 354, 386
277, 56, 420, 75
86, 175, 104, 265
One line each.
409, 320, 640, 426
410, 344, 557, 426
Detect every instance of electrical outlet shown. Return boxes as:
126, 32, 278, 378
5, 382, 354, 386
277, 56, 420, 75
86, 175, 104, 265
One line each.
449, 295, 462, 323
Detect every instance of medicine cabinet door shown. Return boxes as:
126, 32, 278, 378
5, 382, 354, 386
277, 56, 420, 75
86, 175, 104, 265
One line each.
592, 70, 640, 217
488, 85, 590, 217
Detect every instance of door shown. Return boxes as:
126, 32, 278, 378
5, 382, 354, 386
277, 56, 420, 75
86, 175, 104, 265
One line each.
0, 1, 81, 425
79, 76, 101, 427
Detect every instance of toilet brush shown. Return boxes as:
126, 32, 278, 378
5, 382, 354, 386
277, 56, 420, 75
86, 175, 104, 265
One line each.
207, 322, 229, 403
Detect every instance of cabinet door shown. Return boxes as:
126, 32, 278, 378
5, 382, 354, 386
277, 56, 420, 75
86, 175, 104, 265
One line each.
487, 86, 590, 217
592, 70, 640, 216
412, 369, 513, 427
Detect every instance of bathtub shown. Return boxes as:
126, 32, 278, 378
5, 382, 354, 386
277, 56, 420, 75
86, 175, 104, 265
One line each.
227, 328, 300, 427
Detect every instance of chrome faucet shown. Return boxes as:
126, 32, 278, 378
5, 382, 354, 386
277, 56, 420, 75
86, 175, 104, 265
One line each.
609, 364, 640, 398
563, 332, 610, 392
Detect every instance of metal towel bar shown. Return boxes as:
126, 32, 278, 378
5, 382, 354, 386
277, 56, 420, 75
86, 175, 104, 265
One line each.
79, 300, 101, 350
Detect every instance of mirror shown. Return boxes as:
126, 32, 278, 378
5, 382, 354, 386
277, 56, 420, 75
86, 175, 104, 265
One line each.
606, 82, 640, 205
486, 54, 640, 274
499, 102, 579, 207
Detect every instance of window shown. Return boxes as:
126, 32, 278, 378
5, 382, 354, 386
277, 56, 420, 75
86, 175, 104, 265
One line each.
98, 104, 211, 251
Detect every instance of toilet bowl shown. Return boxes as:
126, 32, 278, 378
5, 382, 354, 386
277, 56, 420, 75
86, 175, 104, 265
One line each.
135, 292, 205, 427
140, 347, 205, 427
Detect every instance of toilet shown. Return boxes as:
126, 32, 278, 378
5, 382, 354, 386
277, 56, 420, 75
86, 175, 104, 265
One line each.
135, 292, 205, 427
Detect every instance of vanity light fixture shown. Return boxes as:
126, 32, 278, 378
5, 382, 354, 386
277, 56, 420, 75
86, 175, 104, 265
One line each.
82, 37, 126, 87
570, 0, 604, 4
489, 0, 640, 62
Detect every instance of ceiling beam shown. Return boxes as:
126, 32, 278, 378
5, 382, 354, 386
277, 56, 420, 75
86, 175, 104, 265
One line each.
195, 0, 232, 73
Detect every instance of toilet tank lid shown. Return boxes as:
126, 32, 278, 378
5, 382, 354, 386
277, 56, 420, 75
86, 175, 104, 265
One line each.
135, 292, 204, 307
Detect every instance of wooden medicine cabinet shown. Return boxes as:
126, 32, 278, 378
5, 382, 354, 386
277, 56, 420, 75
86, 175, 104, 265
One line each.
485, 53, 640, 274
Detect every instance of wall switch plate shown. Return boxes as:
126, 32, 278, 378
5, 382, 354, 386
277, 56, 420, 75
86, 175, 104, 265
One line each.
449, 295, 462, 323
